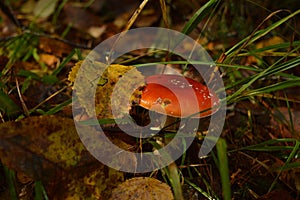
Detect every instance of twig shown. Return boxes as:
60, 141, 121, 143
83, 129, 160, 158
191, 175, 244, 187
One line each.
15, 77, 29, 116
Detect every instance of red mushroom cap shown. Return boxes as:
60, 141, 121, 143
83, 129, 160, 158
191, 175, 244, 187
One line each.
139, 74, 220, 118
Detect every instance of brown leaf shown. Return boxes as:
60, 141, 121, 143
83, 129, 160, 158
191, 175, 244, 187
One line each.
39, 36, 72, 57
0, 116, 97, 183
39, 53, 58, 67
0, 115, 125, 198
110, 177, 174, 200
53, 164, 124, 199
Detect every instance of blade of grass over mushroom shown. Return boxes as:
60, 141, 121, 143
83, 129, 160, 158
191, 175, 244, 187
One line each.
134, 60, 216, 67
135, 60, 294, 74
77, 118, 135, 126
134, 61, 263, 76
181, 0, 220, 35
179, 140, 187, 167
225, 9, 300, 60
77, 118, 115, 126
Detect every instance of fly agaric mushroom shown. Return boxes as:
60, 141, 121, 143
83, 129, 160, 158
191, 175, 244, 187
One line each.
139, 74, 220, 119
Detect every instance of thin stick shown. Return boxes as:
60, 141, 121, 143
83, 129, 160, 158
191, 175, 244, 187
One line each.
15, 77, 29, 116
30, 85, 69, 113
107, 0, 149, 63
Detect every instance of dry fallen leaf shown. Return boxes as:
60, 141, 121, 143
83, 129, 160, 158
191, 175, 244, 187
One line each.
39, 53, 58, 67
33, 0, 58, 19
69, 62, 145, 119
0, 115, 124, 199
110, 177, 174, 200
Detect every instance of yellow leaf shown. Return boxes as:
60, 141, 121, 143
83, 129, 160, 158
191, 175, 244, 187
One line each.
69, 62, 145, 119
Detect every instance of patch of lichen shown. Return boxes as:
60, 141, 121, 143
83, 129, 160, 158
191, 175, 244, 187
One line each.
68, 61, 145, 119
60, 165, 124, 199
44, 129, 85, 168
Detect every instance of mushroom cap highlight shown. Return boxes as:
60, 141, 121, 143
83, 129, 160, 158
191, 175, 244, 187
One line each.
139, 74, 220, 118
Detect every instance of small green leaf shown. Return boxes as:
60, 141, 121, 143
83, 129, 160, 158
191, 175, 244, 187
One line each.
17, 69, 41, 80
41, 74, 58, 84
0, 90, 20, 117
21, 76, 33, 94
44, 98, 72, 115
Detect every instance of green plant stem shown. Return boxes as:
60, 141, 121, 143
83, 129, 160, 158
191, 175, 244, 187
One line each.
216, 139, 231, 200
167, 162, 184, 200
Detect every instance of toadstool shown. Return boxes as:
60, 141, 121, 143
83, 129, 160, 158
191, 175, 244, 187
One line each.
139, 74, 220, 119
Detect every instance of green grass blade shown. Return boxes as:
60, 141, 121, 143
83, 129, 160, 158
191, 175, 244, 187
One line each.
182, 0, 220, 35
225, 9, 300, 58
34, 180, 49, 200
52, 49, 76, 76
244, 78, 300, 97
216, 139, 231, 200
44, 98, 72, 115
3, 166, 18, 200
268, 139, 300, 192
185, 178, 218, 200
226, 53, 300, 103
237, 138, 299, 152
167, 162, 184, 200
0, 90, 20, 117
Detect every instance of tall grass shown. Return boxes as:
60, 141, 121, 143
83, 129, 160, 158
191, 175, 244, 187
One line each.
142, 2, 300, 199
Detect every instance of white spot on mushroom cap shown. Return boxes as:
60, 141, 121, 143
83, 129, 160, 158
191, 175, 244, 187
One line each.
155, 97, 162, 104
